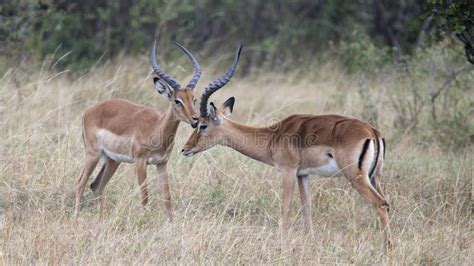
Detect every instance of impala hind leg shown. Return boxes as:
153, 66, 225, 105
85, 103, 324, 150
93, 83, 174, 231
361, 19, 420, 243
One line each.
297, 175, 312, 232
373, 166, 387, 199
373, 176, 387, 200
95, 158, 120, 219
75, 154, 100, 220
156, 163, 173, 221
136, 159, 149, 206
350, 174, 392, 248
90, 164, 105, 197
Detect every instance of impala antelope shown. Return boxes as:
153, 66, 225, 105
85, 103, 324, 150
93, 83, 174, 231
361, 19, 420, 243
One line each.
181, 50, 392, 247
75, 40, 203, 221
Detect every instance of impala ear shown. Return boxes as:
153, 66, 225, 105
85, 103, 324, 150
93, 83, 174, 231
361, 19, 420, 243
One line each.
209, 102, 222, 124
221, 97, 235, 117
153, 77, 174, 99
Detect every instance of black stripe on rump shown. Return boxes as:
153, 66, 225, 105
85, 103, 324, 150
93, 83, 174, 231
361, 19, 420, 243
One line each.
382, 138, 386, 159
358, 139, 371, 170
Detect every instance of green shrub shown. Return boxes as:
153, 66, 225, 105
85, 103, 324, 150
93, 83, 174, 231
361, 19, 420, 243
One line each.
388, 39, 473, 148
338, 31, 393, 75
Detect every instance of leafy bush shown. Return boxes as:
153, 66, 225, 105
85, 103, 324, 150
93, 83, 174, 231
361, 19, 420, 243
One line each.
388, 39, 473, 148
427, 0, 474, 64
338, 31, 393, 75
2, 0, 428, 71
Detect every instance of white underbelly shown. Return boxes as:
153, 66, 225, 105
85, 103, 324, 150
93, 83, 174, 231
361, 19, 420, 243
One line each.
101, 146, 134, 163
96, 129, 134, 163
298, 159, 342, 177
96, 129, 167, 164
146, 154, 167, 164
100, 147, 167, 164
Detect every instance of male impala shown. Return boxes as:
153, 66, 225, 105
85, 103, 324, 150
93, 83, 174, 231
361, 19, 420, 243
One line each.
74, 40, 202, 220
182, 52, 392, 246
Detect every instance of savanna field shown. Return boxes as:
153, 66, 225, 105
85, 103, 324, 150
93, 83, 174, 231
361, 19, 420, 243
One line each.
0, 43, 472, 264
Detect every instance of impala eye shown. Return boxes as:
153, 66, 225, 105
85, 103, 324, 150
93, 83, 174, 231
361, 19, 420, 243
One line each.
199, 124, 208, 131
174, 100, 182, 106
193, 98, 197, 105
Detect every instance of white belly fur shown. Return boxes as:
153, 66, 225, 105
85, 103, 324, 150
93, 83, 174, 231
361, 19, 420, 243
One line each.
96, 129, 167, 164
298, 158, 342, 177
100, 146, 166, 164
146, 154, 167, 165
101, 146, 134, 163
97, 129, 134, 163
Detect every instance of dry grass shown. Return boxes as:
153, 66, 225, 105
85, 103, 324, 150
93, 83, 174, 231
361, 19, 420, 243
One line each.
0, 54, 472, 264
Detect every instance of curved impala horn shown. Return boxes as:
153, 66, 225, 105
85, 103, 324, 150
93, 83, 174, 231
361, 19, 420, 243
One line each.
173, 41, 202, 90
200, 45, 243, 117
151, 39, 181, 90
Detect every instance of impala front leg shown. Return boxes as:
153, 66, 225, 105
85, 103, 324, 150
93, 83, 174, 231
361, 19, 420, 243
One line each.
136, 159, 149, 206
281, 168, 297, 230
297, 174, 312, 232
156, 162, 173, 221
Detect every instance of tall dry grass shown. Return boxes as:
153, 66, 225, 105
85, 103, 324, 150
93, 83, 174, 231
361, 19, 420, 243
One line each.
0, 50, 472, 264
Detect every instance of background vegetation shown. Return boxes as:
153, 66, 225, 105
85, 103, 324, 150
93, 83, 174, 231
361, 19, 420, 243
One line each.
1, 0, 472, 70
0, 0, 472, 264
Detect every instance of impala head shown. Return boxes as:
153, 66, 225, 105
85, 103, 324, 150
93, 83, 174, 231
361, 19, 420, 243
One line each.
151, 40, 201, 127
182, 45, 243, 157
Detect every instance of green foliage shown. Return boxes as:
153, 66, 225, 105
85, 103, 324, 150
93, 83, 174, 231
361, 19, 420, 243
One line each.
428, 0, 473, 35
30, 10, 104, 70
0, 0, 31, 45
1, 0, 431, 70
388, 39, 473, 148
427, 0, 474, 64
436, 102, 473, 147
339, 31, 392, 74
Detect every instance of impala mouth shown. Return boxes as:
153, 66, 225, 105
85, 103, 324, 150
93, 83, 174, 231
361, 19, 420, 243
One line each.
182, 150, 194, 157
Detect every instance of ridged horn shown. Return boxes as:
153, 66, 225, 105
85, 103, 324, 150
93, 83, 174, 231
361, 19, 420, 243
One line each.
151, 39, 181, 90
200, 45, 243, 117
173, 41, 202, 90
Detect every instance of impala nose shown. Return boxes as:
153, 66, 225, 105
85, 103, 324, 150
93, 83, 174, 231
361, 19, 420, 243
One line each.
191, 118, 198, 128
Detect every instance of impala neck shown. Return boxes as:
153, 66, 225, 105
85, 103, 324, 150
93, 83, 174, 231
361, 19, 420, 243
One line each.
221, 118, 273, 166
152, 104, 180, 147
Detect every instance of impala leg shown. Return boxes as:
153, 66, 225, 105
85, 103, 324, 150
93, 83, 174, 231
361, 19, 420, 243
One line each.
297, 175, 312, 232
96, 158, 120, 219
373, 166, 387, 199
351, 174, 392, 248
74, 154, 100, 220
374, 176, 387, 199
90, 164, 105, 197
373, 173, 392, 249
156, 163, 173, 222
136, 159, 149, 206
281, 169, 297, 230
